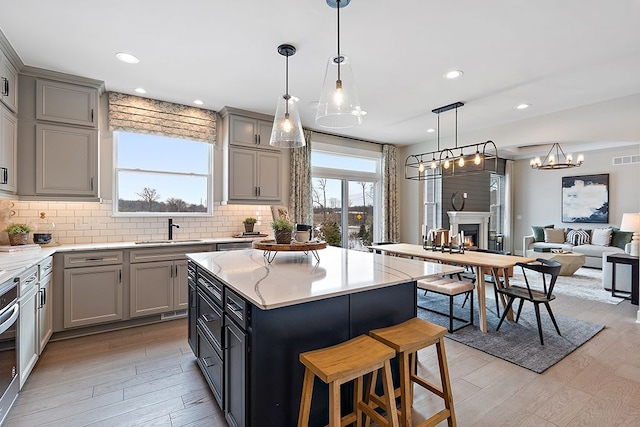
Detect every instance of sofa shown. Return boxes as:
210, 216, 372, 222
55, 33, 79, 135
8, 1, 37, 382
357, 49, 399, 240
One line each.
523, 225, 631, 269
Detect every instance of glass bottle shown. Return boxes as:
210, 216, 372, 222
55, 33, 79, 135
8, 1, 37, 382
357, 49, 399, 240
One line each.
32, 212, 56, 246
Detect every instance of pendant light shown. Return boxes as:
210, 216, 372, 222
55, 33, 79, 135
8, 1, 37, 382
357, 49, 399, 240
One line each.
269, 44, 305, 148
315, 0, 363, 128
404, 102, 499, 180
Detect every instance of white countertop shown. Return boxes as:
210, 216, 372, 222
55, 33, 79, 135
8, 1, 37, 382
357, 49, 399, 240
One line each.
0, 248, 56, 284
187, 246, 465, 310
0, 236, 252, 284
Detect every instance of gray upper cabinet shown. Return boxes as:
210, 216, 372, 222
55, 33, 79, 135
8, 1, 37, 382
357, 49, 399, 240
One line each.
229, 148, 282, 202
219, 107, 288, 205
0, 104, 17, 194
18, 70, 103, 200
229, 114, 278, 152
36, 79, 97, 127
0, 50, 18, 113
36, 123, 97, 196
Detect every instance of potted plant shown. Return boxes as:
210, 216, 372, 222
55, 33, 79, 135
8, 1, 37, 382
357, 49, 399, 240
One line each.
243, 217, 257, 233
4, 223, 33, 246
271, 217, 294, 244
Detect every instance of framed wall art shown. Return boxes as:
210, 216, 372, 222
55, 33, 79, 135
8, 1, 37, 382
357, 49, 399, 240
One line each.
562, 173, 609, 223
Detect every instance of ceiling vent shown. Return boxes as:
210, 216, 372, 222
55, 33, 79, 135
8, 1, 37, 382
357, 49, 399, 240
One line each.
612, 155, 640, 166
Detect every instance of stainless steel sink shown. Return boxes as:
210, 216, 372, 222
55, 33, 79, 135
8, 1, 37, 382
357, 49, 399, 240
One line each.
135, 239, 204, 244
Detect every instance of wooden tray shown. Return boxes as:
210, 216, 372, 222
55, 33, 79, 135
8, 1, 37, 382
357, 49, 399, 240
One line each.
253, 240, 327, 251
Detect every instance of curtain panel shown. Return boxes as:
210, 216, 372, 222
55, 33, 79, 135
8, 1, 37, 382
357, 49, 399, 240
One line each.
108, 92, 217, 143
382, 144, 399, 242
288, 129, 313, 225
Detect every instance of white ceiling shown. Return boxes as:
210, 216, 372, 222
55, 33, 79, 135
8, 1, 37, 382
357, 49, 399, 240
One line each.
2, 0, 640, 152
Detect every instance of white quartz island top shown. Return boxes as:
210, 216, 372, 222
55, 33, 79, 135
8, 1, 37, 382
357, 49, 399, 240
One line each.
187, 246, 464, 310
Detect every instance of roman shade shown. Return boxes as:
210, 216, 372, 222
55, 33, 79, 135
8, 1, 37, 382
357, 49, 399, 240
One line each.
108, 92, 216, 143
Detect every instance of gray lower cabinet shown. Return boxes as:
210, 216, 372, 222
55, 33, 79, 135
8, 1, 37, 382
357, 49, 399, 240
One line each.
63, 251, 124, 328
129, 259, 188, 317
129, 246, 210, 318
18, 266, 39, 390
18, 257, 54, 389
38, 257, 53, 353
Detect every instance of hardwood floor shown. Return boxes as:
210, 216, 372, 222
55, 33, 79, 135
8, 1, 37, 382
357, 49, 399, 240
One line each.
6, 290, 640, 426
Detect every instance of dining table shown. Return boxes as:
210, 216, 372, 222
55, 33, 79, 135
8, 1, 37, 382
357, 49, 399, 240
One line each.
369, 243, 536, 333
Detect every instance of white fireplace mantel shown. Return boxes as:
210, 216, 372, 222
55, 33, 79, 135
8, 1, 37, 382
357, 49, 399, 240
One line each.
447, 211, 491, 249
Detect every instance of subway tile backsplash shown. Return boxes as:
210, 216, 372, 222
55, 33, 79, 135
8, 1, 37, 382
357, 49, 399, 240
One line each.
0, 200, 273, 245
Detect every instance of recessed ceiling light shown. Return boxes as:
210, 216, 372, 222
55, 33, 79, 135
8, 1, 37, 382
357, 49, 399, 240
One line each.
444, 70, 463, 79
516, 103, 531, 110
115, 52, 139, 64
134, 88, 146, 94
426, 128, 436, 133
194, 100, 204, 105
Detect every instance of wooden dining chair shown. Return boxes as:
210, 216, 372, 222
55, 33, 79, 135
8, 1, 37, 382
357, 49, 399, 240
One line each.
495, 258, 562, 345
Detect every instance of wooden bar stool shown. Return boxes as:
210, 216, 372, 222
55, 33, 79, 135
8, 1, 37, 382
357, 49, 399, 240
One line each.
298, 335, 399, 427
368, 318, 456, 427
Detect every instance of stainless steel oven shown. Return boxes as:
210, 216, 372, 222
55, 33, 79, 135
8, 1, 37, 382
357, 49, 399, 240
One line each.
0, 278, 18, 425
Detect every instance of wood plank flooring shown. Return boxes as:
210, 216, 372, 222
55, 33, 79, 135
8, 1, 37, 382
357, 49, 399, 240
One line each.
6, 289, 640, 426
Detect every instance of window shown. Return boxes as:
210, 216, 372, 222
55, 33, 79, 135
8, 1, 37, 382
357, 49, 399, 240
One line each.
311, 142, 382, 251
489, 173, 506, 251
114, 132, 213, 215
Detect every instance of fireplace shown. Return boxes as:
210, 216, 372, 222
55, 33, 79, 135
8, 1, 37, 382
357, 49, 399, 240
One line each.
458, 224, 479, 248
447, 211, 491, 249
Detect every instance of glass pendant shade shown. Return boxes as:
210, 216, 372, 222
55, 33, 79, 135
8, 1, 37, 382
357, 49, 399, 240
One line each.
315, 55, 363, 128
270, 95, 305, 148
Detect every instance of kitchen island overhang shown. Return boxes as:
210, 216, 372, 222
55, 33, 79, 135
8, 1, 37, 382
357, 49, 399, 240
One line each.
187, 246, 463, 427
187, 246, 463, 310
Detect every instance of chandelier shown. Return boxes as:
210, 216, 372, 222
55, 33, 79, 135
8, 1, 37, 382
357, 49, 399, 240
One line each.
405, 102, 498, 181
530, 143, 584, 170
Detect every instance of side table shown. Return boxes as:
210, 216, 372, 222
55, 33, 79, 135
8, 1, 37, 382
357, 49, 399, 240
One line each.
607, 253, 639, 305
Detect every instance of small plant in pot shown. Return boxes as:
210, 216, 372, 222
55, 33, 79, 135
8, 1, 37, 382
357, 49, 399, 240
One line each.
271, 217, 294, 244
4, 223, 33, 246
243, 217, 257, 233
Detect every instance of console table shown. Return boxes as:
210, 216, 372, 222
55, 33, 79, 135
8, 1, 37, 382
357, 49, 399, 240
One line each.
607, 253, 639, 305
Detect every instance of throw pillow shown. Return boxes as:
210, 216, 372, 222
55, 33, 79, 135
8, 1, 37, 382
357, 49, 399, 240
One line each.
544, 228, 565, 244
566, 229, 591, 246
531, 224, 554, 242
611, 230, 633, 249
591, 228, 612, 246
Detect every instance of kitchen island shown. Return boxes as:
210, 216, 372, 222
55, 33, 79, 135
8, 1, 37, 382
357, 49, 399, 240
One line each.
187, 246, 463, 427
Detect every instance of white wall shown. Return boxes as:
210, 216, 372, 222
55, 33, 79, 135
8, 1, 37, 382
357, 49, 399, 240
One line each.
512, 145, 640, 254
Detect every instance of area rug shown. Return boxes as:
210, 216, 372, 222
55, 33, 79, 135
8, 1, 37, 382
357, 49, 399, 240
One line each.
417, 292, 605, 373
509, 266, 623, 305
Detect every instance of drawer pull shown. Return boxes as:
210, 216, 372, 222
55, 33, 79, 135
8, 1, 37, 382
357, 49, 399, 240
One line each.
202, 357, 218, 368
201, 313, 218, 322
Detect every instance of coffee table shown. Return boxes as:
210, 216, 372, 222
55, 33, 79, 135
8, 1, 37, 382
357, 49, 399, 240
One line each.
526, 250, 585, 275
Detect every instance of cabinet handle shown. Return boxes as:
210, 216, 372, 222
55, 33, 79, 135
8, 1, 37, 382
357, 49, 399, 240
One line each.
91, 109, 94, 122
38, 290, 44, 309
201, 313, 217, 322
43, 287, 47, 305
0, 167, 7, 185
1, 77, 7, 97
257, 134, 261, 145
202, 356, 218, 368
90, 177, 94, 191
254, 134, 258, 145
85, 257, 104, 261
119, 270, 122, 283
257, 187, 260, 197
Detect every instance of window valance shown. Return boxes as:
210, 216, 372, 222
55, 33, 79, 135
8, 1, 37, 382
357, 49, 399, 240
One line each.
108, 92, 216, 144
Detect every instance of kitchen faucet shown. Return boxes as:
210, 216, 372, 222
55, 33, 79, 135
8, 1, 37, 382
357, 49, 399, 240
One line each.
168, 218, 180, 240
